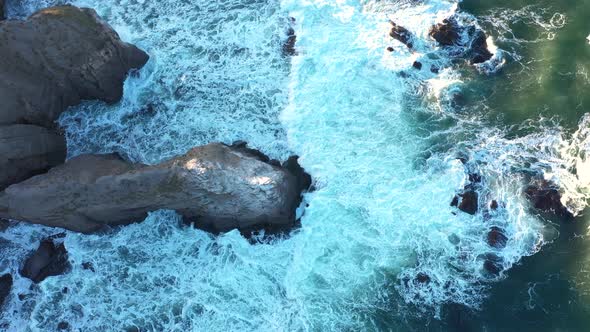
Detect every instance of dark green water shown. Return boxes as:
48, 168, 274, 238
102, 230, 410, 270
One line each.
431, 1, 590, 330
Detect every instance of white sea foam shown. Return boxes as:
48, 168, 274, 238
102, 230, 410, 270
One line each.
1, 0, 589, 331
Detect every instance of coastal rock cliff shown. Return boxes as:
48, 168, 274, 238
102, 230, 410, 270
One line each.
0, 5, 149, 128
0, 143, 309, 233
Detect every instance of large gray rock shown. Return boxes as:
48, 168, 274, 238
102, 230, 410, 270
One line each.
0, 5, 149, 127
0, 124, 66, 190
0, 143, 306, 233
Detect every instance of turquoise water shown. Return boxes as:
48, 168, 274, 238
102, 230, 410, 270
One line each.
1, 0, 589, 331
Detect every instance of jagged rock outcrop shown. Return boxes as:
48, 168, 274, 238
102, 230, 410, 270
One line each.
525, 179, 574, 220
429, 17, 493, 65
0, 143, 311, 233
0, 5, 149, 128
429, 18, 461, 46
20, 237, 70, 283
0, 125, 66, 190
389, 20, 414, 49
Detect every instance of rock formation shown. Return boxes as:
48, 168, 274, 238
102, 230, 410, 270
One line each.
389, 20, 414, 49
20, 237, 70, 283
0, 5, 149, 191
429, 17, 493, 65
0, 5, 149, 128
525, 179, 574, 220
0, 125, 66, 190
0, 143, 311, 233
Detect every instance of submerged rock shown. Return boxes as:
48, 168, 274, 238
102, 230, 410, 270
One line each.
0, 5, 149, 128
487, 226, 508, 249
0, 143, 310, 234
389, 21, 414, 49
490, 200, 498, 210
482, 253, 503, 276
0, 273, 12, 308
20, 238, 70, 283
283, 17, 297, 56
458, 190, 478, 215
0, 125, 66, 190
525, 180, 574, 220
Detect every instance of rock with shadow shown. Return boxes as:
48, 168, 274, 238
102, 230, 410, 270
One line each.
0, 143, 312, 234
20, 238, 70, 283
0, 5, 149, 128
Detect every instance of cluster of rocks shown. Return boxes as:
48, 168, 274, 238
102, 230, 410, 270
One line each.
0, 5, 313, 314
0, 5, 312, 235
387, 15, 494, 73
447, 157, 575, 278
428, 17, 493, 65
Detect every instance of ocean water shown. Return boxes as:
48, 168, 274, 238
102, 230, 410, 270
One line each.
1, 0, 590, 331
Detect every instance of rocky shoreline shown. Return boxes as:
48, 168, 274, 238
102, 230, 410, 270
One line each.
0, 5, 311, 311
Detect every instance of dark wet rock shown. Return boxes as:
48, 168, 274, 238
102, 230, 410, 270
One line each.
0, 124, 66, 190
490, 200, 498, 210
430, 65, 439, 74
450, 195, 459, 207
0, 273, 12, 308
82, 262, 95, 272
468, 173, 481, 183
0, 143, 309, 234
386, 46, 394, 52
416, 273, 431, 284
483, 254, 502, 276
469, 30, 493, 64
412, 61, 422, 70
525, 180, 574, 220
0, 0, 4, 20
430, 17, 493, 66
429, 18, 461, 46
283, 17, 297, 56
0, 5, 149, 128
458, 190, 478, 215
20, 238, 70, 283
57, 322, 70, 330
445, 303, 479, 332
487, 226, 508, 249
283, 155, 312, 194
389, 21, 414, 49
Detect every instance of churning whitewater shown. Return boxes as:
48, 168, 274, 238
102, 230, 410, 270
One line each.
1, 0, 589, 331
